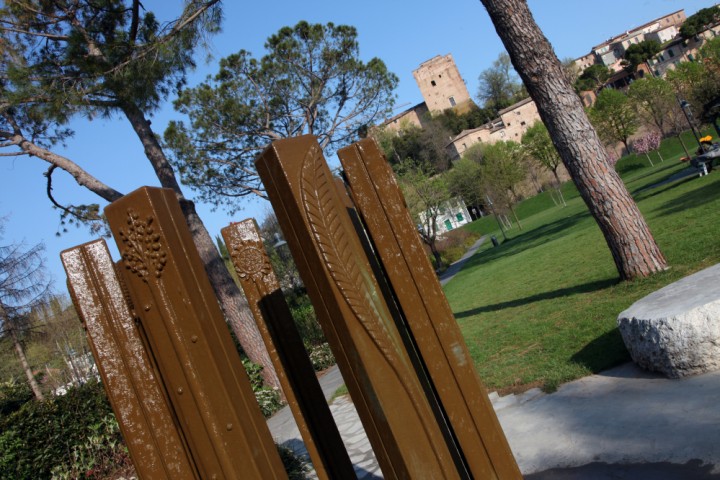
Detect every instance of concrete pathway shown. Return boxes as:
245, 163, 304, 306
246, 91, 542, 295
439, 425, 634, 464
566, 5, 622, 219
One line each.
439, 235, 486, 286
267, 237, 720, 478
268, 363, 720, 479
266, 366, 381, 479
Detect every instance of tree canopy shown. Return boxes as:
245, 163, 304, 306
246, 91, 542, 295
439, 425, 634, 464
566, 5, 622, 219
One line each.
588, 88, 638, 153
622, 40, 661, 73
164, 21, 399, 212
476, 52, 527, 111
680, 6, 720, 38
0, 1, 282, 388
574, 64, 613, 93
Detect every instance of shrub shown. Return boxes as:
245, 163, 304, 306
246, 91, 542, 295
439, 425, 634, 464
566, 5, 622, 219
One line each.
436, 228, 482, 265
0, 380, 114, 480
50, 414, 133, 479
277, 445, 310, 479
307, 343, 335, 372
286, 287, 326, 347
0, 377, 33, 416
242, 358, 283, 417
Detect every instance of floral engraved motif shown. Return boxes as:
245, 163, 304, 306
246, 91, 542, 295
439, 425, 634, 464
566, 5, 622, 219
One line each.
118, 209, 167, 282
231, 246, 272, 283
300, 144, 406, 368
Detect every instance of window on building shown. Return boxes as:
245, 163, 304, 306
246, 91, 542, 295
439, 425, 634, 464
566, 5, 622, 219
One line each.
658, 54, 665, 62
449, 96, 456, 107
444, 219, 453, 231
431, 80, 436, 87
456, 213, 464, 222
688, 53, 695, 61
668, 49, 675, 58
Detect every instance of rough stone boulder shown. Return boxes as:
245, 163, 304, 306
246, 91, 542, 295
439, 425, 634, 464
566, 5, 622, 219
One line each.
617, 264, 720, 378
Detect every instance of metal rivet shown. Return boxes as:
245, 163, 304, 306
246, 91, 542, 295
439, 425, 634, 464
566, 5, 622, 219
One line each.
226, 423, 233, 431
144, 305, 151, 312
177, 387, 183, 395
191, 335, 198, 343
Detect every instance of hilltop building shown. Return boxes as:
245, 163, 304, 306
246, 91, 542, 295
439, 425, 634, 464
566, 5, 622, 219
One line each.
413, 54, 474, 114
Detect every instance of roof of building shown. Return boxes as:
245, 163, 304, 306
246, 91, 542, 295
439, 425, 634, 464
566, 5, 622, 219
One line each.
497, 96, 534, 115
590, 9, 684, 51
379, 101, 428, 127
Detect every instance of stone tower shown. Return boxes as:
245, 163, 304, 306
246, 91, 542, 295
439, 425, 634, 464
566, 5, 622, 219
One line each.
412, 54, 472, 114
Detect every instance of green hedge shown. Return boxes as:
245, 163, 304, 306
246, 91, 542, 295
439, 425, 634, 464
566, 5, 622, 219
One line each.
0, 380, 115, 479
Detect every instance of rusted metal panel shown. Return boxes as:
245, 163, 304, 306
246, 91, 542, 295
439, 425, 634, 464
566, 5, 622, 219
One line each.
256, 135, 462, 479
338, 138, 522, 479
221, 219, 355, 480
104, 187, 287, 480
61, 239, 197, 479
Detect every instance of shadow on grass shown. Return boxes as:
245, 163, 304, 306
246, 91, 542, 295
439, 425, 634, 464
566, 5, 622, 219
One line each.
463, 211, 591, 270
632, 177, 697, 206
570, 329, 630, 373
454, 278, 618, 319
654, 175, 720, 217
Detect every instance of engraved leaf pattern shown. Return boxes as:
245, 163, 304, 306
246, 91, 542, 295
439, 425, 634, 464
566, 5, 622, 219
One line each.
118, 209, 167, 282
300, 144, 422, 402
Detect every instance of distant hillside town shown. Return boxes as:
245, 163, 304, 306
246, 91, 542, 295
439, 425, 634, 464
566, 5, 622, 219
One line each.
378, 7, 720, 161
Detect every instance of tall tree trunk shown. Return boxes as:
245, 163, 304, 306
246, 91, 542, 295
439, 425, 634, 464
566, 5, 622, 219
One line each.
120, 102, 280, 391
10, 325, 45, 401
480, 0, 667, 280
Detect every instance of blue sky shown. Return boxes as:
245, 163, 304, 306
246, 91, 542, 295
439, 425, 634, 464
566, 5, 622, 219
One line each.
0, 0, 716, 290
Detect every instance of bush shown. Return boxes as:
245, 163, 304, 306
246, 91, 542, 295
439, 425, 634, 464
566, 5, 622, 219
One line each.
436, 229, 482, 265
242, 358, 283, 417
286, 287, 326, 347
0, 377, 33, 417
307, 343, 335, 372
50, 414, 133, 479
277, 445, 310, 479
0, 380, 114, 480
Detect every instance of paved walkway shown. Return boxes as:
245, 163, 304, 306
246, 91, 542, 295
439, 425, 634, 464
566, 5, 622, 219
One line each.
439, 235, 487, 286
267, 236, 720, 478
268, 363, 720, 479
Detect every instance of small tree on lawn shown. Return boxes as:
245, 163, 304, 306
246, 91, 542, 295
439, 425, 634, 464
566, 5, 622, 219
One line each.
522, 121, 566, 206
633, 131, 664, 167
589, 88, 639, 154
632, 135, 654, 166
479, 140, 527, 229
398, 164, 450, 270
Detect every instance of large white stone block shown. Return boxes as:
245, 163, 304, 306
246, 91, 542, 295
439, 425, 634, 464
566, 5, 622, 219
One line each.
617, 264, 720, 378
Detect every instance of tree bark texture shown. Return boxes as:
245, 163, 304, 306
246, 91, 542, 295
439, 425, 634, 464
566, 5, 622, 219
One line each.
479, 0, 668, 280
121, 102, 281, 390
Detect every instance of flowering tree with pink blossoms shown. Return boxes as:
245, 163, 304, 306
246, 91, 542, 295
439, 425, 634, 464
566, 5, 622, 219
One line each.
632, 131, 663, 166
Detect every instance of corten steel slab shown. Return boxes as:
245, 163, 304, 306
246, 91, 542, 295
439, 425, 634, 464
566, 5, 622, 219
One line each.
338, 138, 522, 479
104, 187, 287, 480
221, 219, 355, 480
61, 239, 197, 479
256, 135, 462, 480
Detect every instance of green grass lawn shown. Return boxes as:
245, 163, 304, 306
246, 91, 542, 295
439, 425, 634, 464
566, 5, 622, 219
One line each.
444, 132, 720, 393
